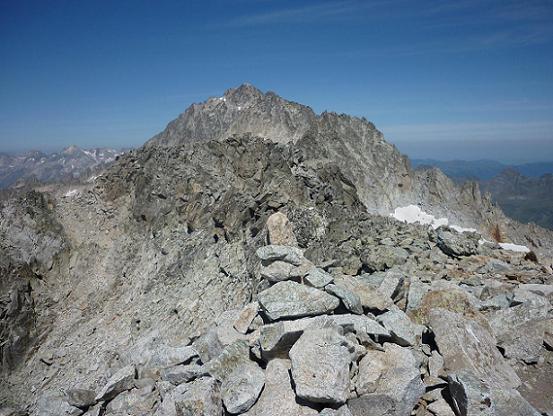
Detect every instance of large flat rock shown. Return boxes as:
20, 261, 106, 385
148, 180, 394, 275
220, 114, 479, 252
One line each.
257, 281, 340, 321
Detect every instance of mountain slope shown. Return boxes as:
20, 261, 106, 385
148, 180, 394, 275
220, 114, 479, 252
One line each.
481, 169, 553, 229
148, 84, 504, 232
0, 146, 125, 189
1, 85, 553, 415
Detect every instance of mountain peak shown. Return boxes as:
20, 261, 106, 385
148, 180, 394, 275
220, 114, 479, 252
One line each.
223, 83, 265, 104
62, 145, 82, 155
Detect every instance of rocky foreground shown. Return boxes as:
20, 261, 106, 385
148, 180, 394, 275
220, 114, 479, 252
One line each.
1, 85, 552, 415
4, 211, 552, 415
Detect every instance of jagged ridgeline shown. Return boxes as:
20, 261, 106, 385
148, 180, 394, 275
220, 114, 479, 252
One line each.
0, 85, 552, 415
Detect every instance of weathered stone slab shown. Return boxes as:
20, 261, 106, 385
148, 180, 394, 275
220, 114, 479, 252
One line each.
326, 284, 363, 314
333, 276, 392, 311
305, 268, 334, 288
429, 309, 520, 389
257, 281, 339, 321
95, 364, 136, 402
256, 245, 303, 266
243, 359, 317, 416
377, 307, 424, 347
290, 327, 354, 404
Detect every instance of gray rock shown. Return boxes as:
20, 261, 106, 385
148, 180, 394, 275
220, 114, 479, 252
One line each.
243, 359, 317, 416
233, 302, 259, 334
257, 281, 340, 321
290, 327, 354, 404
193, 329, 224, 364
326, 284, 363, 314
221, 362, 264, 414
81, 404, 102, 416
260, 260, 300, 282
173, 377, 223, 416
36, 394, 83, 416
436, 228, 480, 257
305, 268, 334, 288
355, 343, 424, 415
255, 245, 304, 266
104, 385, 158, 415
133, 344, 199, 370
95, 364, 136, 402
428, 350, 444, 378
259, 314, 388, 358
427, 398, 456, 416
487, 298, 548, 363
319, 405, 353, 416
66, 389, 96, 408
377, 307, 424, 347
429, 309, 520, 389
348, 394, 396, 416
333, 276, 392, 311
362, 246, 409, 271
161, 363, 206, 385
378, 272, 403, 300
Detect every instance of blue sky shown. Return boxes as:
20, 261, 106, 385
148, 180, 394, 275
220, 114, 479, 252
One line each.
1, 0, 552, 162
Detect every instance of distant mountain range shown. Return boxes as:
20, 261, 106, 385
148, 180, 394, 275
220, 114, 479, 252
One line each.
0, 145, 125, 188
413, 159, 553, 229
412, 159, 553, 181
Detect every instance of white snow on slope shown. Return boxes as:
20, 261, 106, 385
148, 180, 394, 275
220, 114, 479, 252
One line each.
64, 189, 79, 197
391, 205, 449, 230
498, 242, 530, 253
391, 205, 529, 252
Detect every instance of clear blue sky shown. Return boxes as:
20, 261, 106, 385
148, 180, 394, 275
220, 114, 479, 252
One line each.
1, 0, 552, 162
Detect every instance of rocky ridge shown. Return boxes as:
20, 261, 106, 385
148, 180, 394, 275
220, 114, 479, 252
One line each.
1, 85, 552, 415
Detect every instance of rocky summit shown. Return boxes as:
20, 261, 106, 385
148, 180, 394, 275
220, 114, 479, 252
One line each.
1, 85, 552, 416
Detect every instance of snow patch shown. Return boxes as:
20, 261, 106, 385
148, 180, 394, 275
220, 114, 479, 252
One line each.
391, 205, 530, 253
498, 242, 530, 253
391, 205, 449, 230
64, 189, 79, 197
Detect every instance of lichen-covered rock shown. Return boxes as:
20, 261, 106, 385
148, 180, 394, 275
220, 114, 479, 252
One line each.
256, 245, 304, 266
232, 302, 259, 335
257, 281, 340, 321
244, 359, 317, 416
429, 309, 520, 389
173, 377, 222, 416
325, 284, 363, 314
221, 362, 264, 414
377, 307, 425, 347
305, 268, 334, 288
355, 343, 424, 415
66, 389, 96, 409
289, 327, 355, 404
436, 228, 480, 257
333, 276, 392, 311
94, 365, 136, 402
